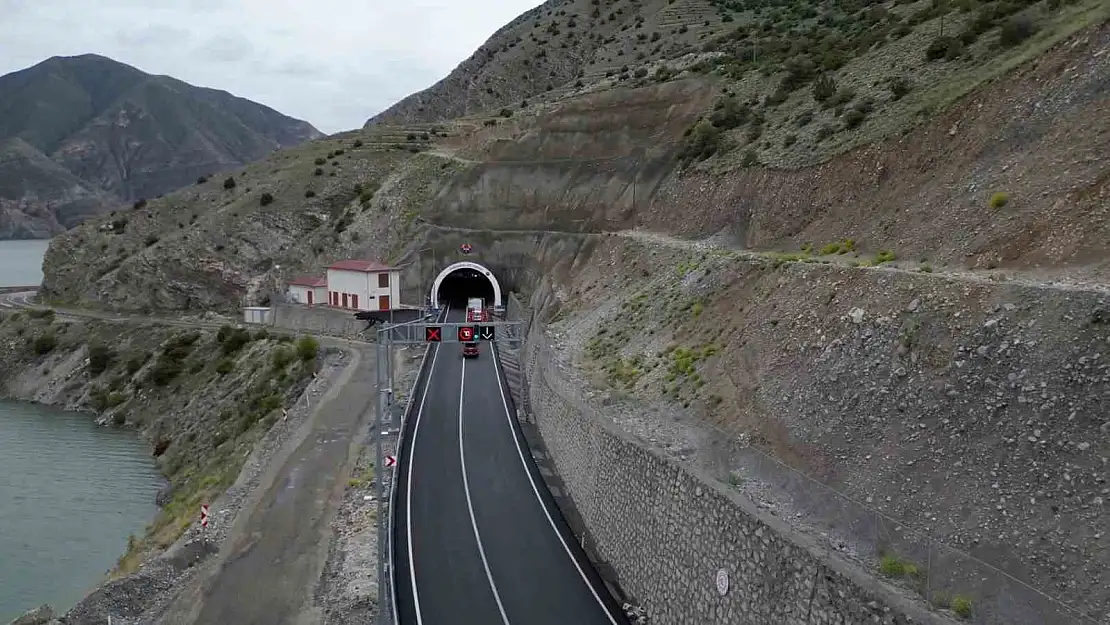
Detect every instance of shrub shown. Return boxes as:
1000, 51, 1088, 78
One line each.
132, 198, 147, 210
32, 333, 57, 355
314, 157, 326, 165
999, 15, 1037, 47
88, 344, 115, 375
678, 119, 724, 163
989, 192, 1010, 208
147, 358, 183, 386
500, 108, 513, 117
888, 76, 911, 100
925, 36, 963, 61
196, 176, 208, 184
951, 595, 972, 618
295, 336, 319, 361
844, 108, 866, 129
352, 139, 363, 147
223, 176, 236, 189
219, 327, 252, 354
304, 189, 316, 198
314, 167, 323, 176
260, 192, 274, 206
812, 73, 836, 102
144, 235, 159, 247
271, 346, 294, 369
126, 352, 149, 374
215, 358, 234, 375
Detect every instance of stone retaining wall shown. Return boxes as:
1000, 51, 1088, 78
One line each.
520, 324, 952, 625
270, 303, 369, 340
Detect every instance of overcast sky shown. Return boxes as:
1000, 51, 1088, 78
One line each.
0, 0, 542, 134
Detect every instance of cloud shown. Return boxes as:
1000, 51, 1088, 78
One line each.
0, 0, 545, 134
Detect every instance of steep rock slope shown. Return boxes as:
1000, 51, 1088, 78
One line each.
0, 54, 322, 239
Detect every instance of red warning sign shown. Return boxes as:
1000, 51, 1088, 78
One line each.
457, 325, 475, 342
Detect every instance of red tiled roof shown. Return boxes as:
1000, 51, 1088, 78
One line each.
326, 259, 394, 273
289, 274, 326, 287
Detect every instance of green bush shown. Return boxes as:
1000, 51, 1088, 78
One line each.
951, 595, 972, 618
259, 192, 274, 206
989, 191, 1010, 208
147, 358, 183, 386
219, 327, 252, 354
88, 344, 115, 375
295, 336, 319, 361
314, 167, 324, 176
215, 358, 234, 375
999, 15, 1037, 47
223, 176, 236, 190
314, 157, 326, 165
271, 346, 294, 369
32, 333, 57, 355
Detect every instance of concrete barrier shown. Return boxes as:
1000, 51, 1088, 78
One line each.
270, 303, 371, 341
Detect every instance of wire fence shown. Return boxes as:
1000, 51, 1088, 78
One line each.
510, 295, 1103, 625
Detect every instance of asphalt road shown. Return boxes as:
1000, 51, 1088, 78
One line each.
394, 306, 627, 625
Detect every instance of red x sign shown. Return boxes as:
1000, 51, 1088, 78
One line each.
425, 326, 442, 342
385, 455, 397, 468
457, 326, 475, 341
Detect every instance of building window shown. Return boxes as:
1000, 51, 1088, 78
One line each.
378, 272, 389, 288
351, 294, 359, 309
342, 293, 349, 308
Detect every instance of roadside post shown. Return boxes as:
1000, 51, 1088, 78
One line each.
372, 318, 521, 625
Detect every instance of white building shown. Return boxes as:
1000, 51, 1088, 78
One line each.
287, 274, 327, 306
325, 259, 401, 311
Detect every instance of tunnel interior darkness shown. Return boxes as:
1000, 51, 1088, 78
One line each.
437, 268, 496, 307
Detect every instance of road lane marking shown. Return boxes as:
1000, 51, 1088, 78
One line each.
405, 304, 448, 625
491, 346, 621, 624
458, 357, 511, 625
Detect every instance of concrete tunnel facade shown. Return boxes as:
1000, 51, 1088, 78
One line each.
429, 261, 503, 308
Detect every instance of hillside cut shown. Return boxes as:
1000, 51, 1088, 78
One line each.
0, 54, 322, 239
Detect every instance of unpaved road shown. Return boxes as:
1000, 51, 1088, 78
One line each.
0, 293, 380, 625
159, 345, 376, 625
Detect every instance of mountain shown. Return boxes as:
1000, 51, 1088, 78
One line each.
0, 54, 323, 239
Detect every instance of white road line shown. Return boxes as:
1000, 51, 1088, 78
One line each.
458, 356, 511, 624
491, 346, 621, 624
405, 304, 448, 625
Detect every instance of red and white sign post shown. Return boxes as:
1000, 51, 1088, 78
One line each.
200, 504, 209, 530
384, 455, 397, 468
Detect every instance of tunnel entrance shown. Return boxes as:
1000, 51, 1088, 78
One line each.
431, 261, 502, 308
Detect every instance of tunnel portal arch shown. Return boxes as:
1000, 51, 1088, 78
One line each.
430, 261, 503, 308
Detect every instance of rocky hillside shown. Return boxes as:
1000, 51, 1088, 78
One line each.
0, 309, 321, 575
0, 54, 322, 239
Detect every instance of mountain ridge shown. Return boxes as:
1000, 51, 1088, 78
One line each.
0, 53, 323, 239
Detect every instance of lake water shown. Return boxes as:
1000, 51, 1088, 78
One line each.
0, 239, 50, 287
0, 240, 164, 621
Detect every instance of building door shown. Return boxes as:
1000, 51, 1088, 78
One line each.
351, 294, 359, 309
307, 291, 314, 305
342, 293, 349, 308
379, 295, 390, 310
